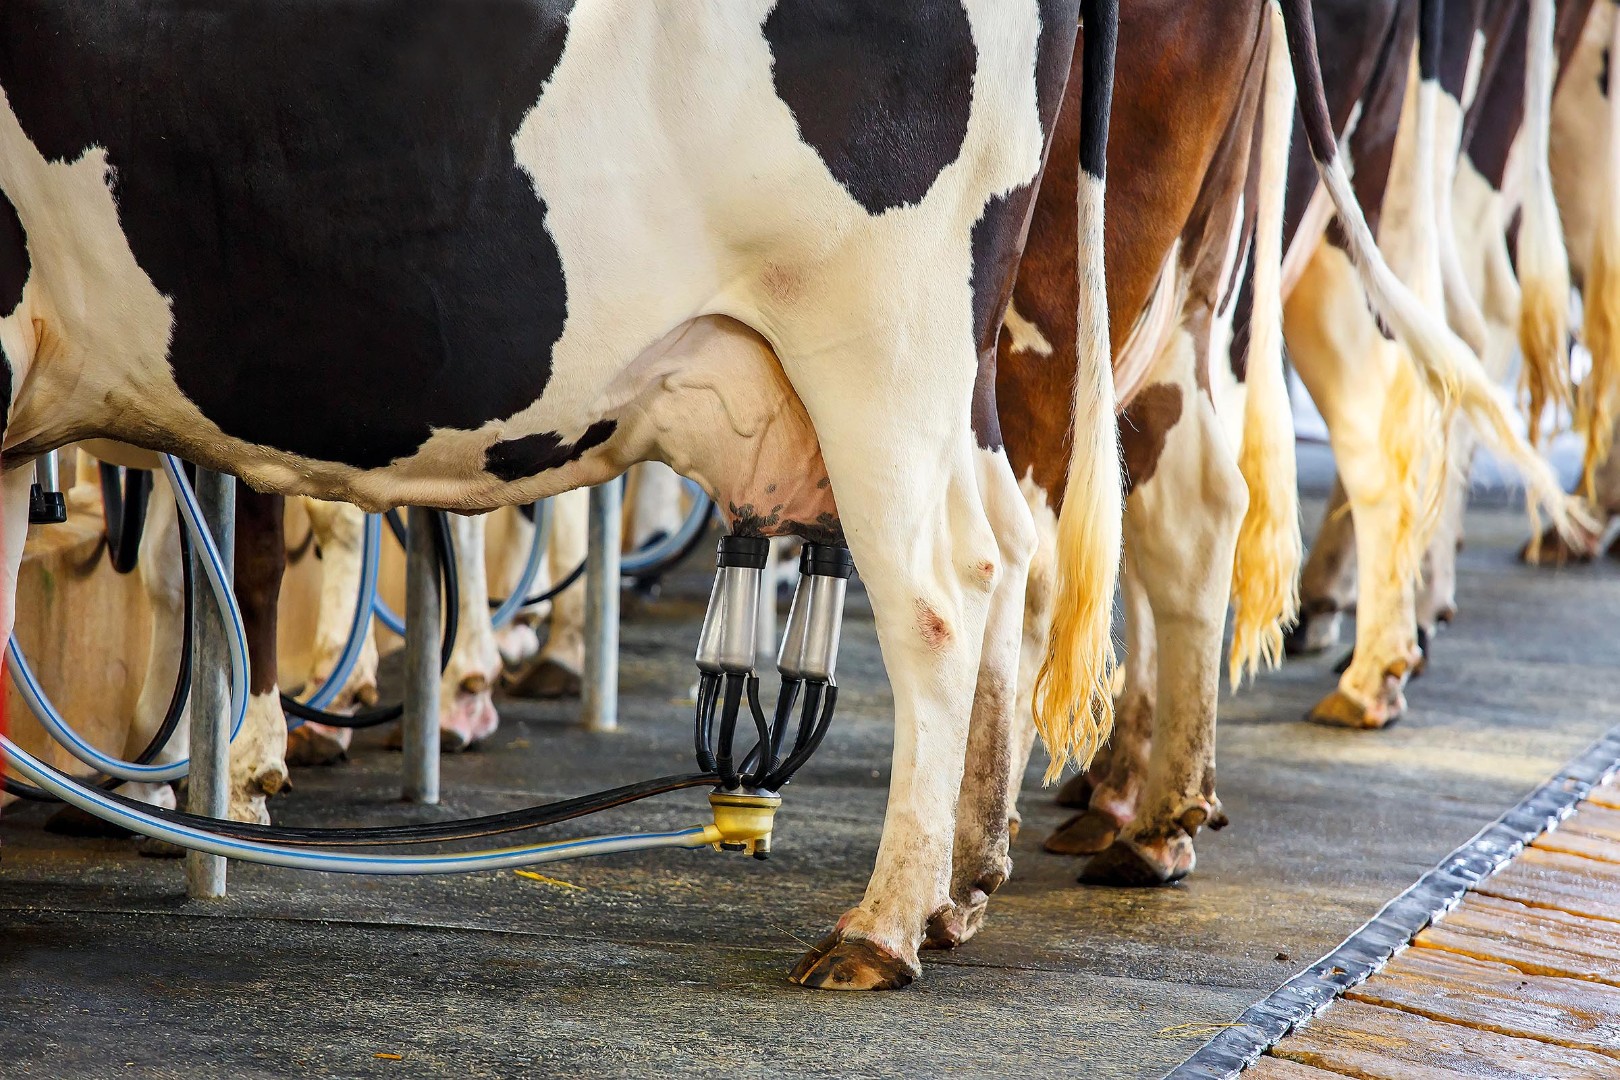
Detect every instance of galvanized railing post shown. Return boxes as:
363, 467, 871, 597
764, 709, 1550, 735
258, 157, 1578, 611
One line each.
402, 506, 441, 804
582, 483, 621, 732
186, 468, 234, 899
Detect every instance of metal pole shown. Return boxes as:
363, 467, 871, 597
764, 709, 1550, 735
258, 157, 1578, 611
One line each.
582, 482, 621, 732
186, 468, 234, 899
402, 506, 440, 804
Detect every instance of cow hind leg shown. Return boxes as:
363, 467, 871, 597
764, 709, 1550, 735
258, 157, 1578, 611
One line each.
1082, 363, 1245, 887
1288, 477, 1356, 656
228, 488, 290, 823
1046, 561, 1153, 857
1415, 427, 1471, 654
285, 498, 373, 765
435, 513, 500, 751
506, 487, 587, 700
776, 334, 997, 991
923, 446, 1036, 950
1288, 245, 1428, 730
485, 506, 544, 671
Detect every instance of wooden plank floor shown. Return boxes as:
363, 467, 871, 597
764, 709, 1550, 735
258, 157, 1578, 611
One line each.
1249, 778, 1620, 1078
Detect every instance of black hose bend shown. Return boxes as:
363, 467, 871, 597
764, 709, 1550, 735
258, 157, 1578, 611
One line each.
281, 509, 459, 730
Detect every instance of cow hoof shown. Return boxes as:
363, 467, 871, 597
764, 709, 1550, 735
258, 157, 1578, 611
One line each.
444, 690, 499, 750
1521, 524, 1600, 566
383, 726, 478, 753
1078, 837, 1191, 888
1308, 688, 1399, 730
286, 722, 350, 767
504, 657, 583, 700
923, 893, 990, 951
1054, 772, 1093, 809
789, 933, 918, 991
1044, 810, 1120, 856
138, 836, 185, 859
44, 805, 133, 839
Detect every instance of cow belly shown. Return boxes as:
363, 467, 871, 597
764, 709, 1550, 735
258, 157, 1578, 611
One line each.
0, 0, 1043, 528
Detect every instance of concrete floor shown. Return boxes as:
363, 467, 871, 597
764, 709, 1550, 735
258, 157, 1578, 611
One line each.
3, 449, 1619, 1079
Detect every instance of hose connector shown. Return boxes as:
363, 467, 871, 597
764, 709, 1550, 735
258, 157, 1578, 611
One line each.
30, 451, 66, 525
702, 789, 781, 859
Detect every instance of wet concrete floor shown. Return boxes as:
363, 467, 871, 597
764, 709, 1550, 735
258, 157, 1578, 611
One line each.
3, 450, 1618, 1079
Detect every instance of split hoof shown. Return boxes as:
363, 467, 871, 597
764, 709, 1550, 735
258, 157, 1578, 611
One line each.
1053, 772, 1093, 809
444, 688, 500, 750
1044, 810, 1120, 856
379, 686, 496, 752
504, 657, 583, 700
45, 804, 133, 840
286, 722, 350, 767
923, 893, 989, 951
789, 932, 918, 991
1308, 688, 1400, 730
1078, 837, 1191, 888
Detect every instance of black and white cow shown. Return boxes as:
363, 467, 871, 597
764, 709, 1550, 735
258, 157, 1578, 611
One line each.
0, 1, 1124, 990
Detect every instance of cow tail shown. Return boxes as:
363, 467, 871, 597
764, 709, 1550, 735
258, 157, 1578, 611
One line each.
1032, 0, 1122, 782
1578, 6, 1620, 499
1275, 0, 1588, 543
1229, 5, 1302, 688
1518, 0, 1574, 450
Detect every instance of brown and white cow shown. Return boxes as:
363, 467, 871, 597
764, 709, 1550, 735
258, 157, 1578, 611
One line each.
963, 0, 1301, 904
1280, 0, 1591, 732
1292, 0, 1602, 696
934, 0, 1582, 921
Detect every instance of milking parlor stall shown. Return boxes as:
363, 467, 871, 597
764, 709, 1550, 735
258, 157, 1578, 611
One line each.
8, 1, 1620, 1077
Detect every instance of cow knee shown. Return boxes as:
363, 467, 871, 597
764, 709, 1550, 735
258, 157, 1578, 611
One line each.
1208, 451, 1249, 536
989, 499, 1037, 580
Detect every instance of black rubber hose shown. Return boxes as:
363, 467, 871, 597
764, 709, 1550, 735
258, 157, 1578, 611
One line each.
714, 672, 747, 789
765, 683, 838, 790
281, 509, 459, 730
99, 464, 152, 575
627, 500, 716, 589
487, 496, 716, 613
3, 516, 196, 802
42, 769, 720, 846
488, 557, 586, 612
384, 507, 407, 548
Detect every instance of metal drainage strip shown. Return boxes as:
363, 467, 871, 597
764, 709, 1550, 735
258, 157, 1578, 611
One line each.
1166, 723, 1620, 1080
